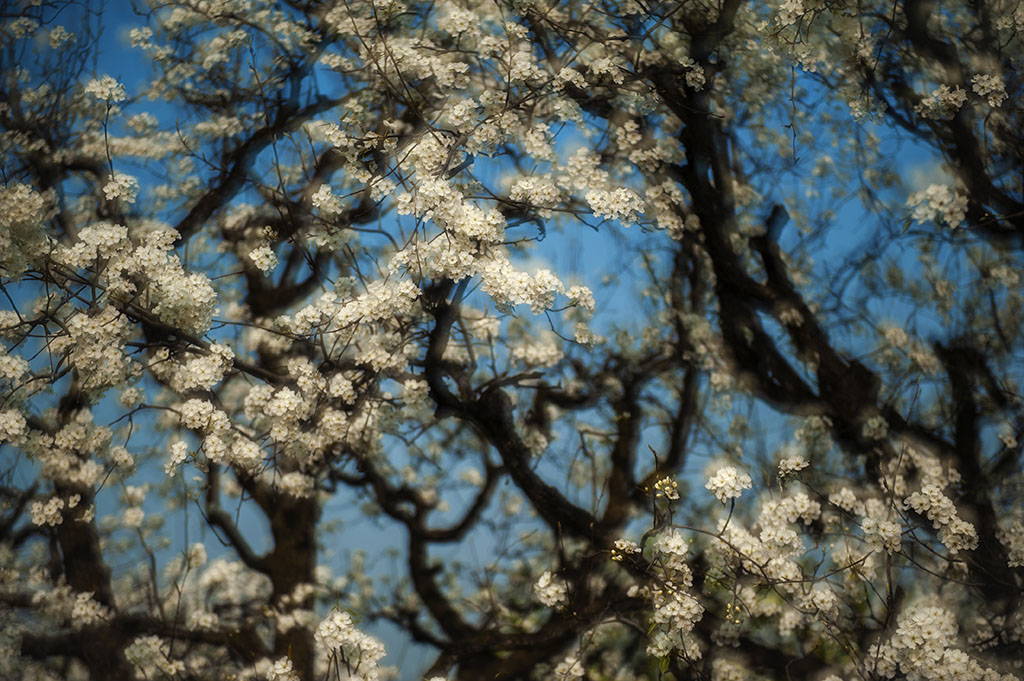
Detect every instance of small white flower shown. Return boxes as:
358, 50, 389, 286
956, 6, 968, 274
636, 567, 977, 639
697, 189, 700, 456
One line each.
30, 496, 65, 526
122, 506, 145, 528
554, 655, 585, 680
656, 530, 688, 557
164, 440, 189, 475
705, 465, 753, 503
7, 17, 39, 38
534, 570, 568, 608
861, 415, 889, 441
585, 187, 644, 225
267, 657, 299, 681
778, 455, 809, 477
102, 174, 139, 204
914, 84, 967, 120
186, 543, 207, 568
566, 285, 595, 312
49, 26, 74, 49
311, 184, 341, 215
907, 184, 968, 229
971, 74, 1007, 108
84, 75, 127, 102
248, 245, 278, 275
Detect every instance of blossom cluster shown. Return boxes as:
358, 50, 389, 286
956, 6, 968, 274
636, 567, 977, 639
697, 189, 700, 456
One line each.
869, 603, 1017, 681
904, 484, 979, 554
705, 465, 753, 503
102, 173, 139, 203
314, 609, 387, 681
124, 636, 186, 679
84, 74, 127, 102
30, 585, 110, 628
908, 184, 969, 229
777, 454, 808, 477
915, 84, 967, 119
534, 570, 568, 608
645, 530, 704, 660
970, 74, 1007, 108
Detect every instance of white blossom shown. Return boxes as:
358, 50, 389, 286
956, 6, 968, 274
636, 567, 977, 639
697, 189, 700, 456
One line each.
534, 570, 567, 608
314, 609, 386, 681
102, 174, 139, 203
971, 74, 1007, 107
30, 496, 64, 526
84, 75, 127, 102
914, 84, 967, 119
248, 245, 278, 274
907, 184, 968, 229
705, 466, 753, 503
